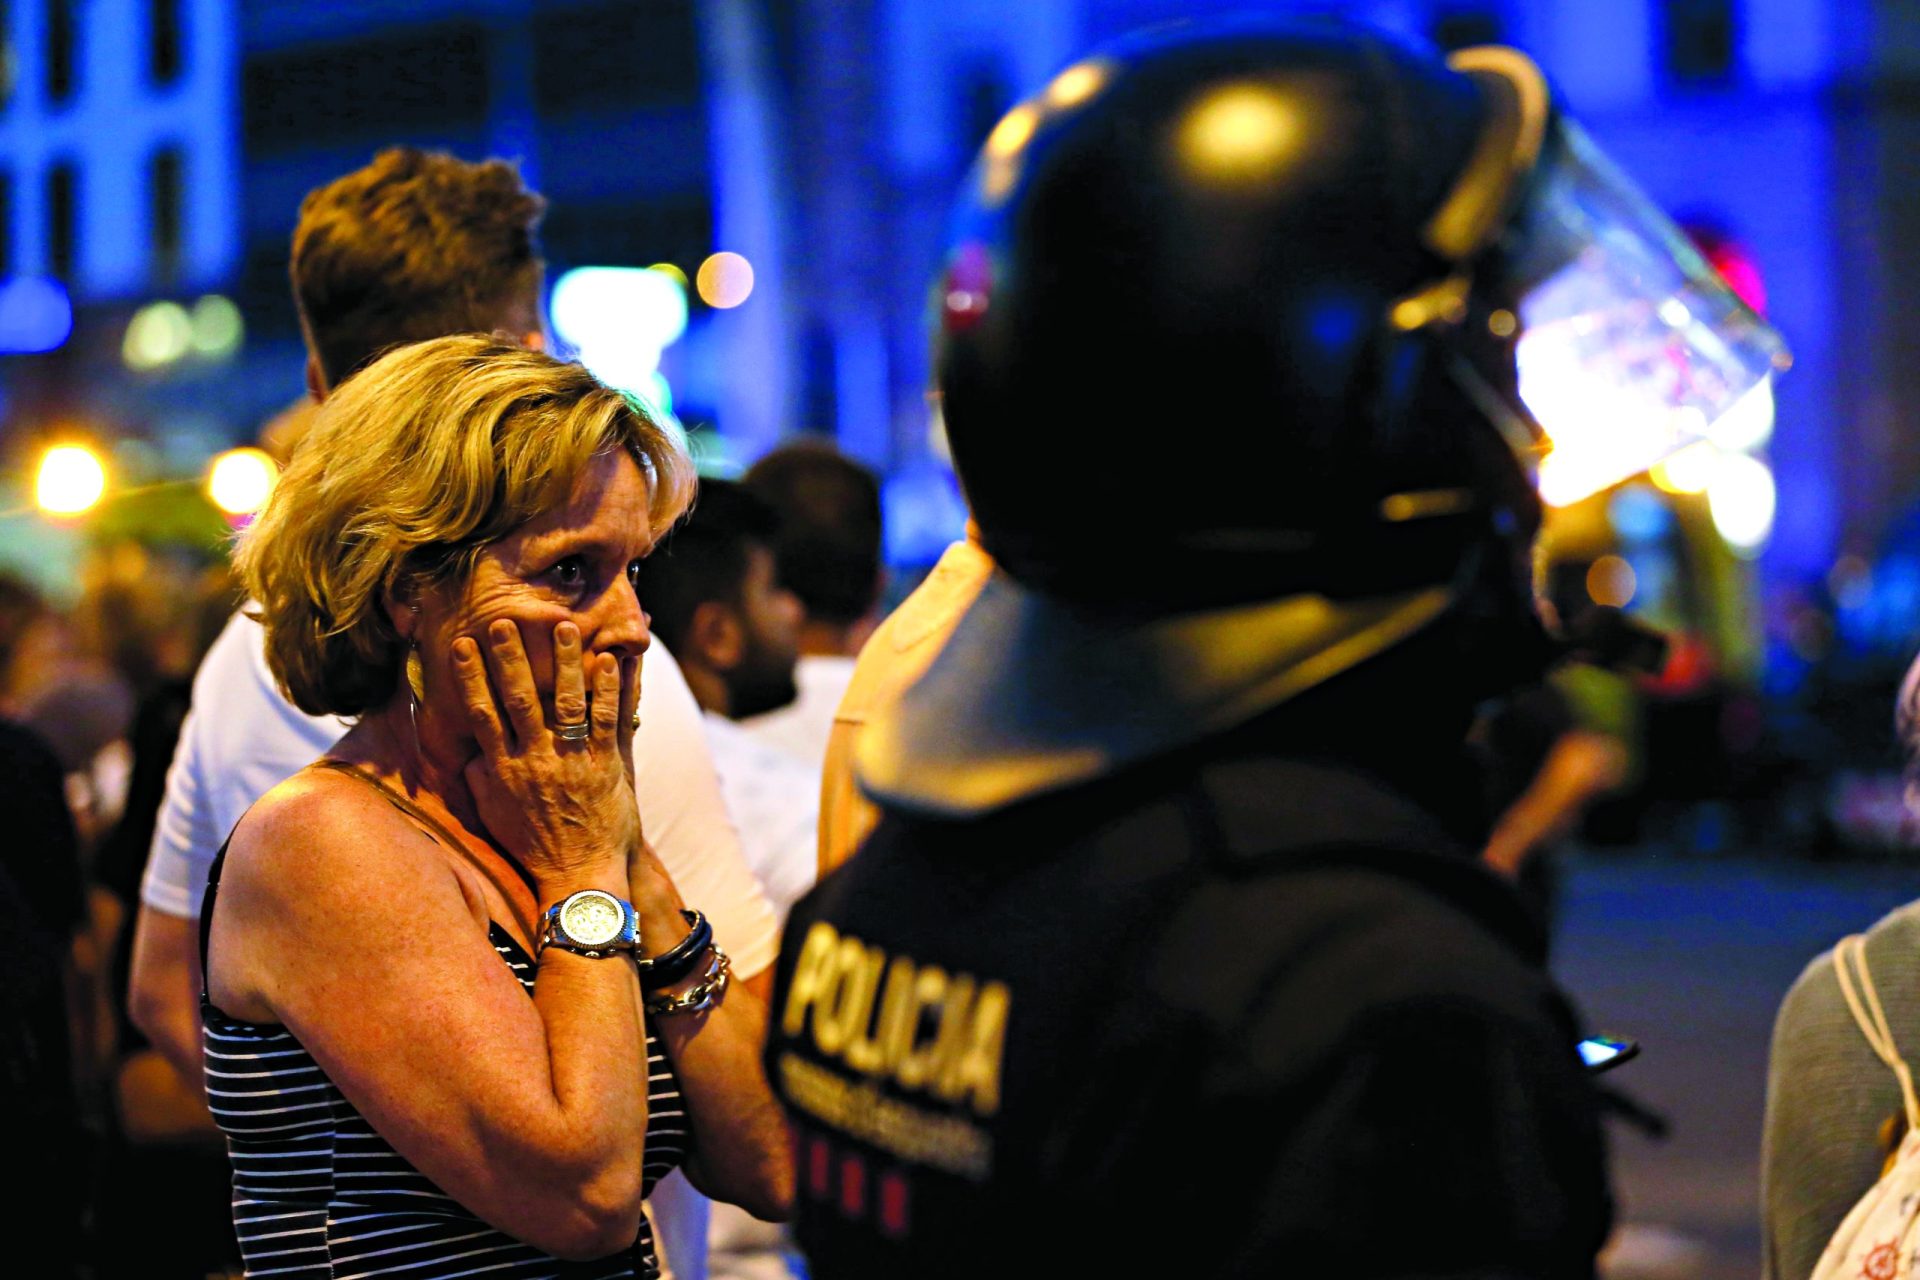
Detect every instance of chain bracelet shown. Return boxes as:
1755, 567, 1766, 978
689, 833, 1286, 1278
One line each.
643, 946, 731, 1017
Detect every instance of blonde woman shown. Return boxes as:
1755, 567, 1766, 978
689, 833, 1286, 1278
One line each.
202, 335, 791, 1278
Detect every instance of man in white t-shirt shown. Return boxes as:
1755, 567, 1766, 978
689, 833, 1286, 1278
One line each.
125, 147, 782, 1276
635, 479, 817, 917
738, 443, 884, 772
636, 478, 819, 1279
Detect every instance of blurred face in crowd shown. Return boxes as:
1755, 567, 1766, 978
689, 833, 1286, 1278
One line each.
722, 544, 803, 719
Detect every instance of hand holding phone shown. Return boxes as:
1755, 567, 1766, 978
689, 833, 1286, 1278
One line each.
1577, 1035, 1640, 1073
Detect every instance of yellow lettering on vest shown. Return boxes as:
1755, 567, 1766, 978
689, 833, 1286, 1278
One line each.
781, 922, 840, 1039
842, 945, 892, 1074
952, 980, 1010, 1116
873, 956, 920, 1074
814, 936, 878, 1057
866, 955, 920, 1078
927, 976, 978, 1103
894, 965, 948, 1090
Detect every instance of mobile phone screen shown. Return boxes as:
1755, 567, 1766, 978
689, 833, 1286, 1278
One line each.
1577, 1035, 1640, 1073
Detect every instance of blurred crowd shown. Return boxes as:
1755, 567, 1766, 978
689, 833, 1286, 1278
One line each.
0, 544, 238, 1269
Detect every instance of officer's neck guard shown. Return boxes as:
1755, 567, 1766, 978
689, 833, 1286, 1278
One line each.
855, 570, 1451, 820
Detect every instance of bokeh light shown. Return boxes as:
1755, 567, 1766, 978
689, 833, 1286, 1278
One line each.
207, 447, 279, 515
124, 301, 193, 371
549, 267, 690, 414
551, 266, 689, 353
1649, 441, 1719, 495
1706, 375, 1777, 453
36, 443, 107, 515
0, 277, 73, 353
1707, 453, 1777, 555
190, 295, 246, 359
1587, 555, 1638, 608
696, 252, 755, 309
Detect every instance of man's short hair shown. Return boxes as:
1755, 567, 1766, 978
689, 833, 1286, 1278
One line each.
636, 480, 780, 657
742, 442, 882, 626
291, 147, 547, 388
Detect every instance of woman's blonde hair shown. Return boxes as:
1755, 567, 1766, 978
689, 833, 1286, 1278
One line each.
235, 334, 696, 717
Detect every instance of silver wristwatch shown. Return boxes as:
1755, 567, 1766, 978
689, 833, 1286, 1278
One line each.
539, 889, 641, 959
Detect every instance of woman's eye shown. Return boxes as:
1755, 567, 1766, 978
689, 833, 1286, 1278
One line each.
626, 560, 643, 587
551, 557, 586, 588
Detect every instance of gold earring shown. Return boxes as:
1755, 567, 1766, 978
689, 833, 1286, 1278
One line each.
403, 603, 425, 703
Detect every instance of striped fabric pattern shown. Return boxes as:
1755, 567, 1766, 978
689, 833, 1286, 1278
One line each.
205, 925, 686, 1279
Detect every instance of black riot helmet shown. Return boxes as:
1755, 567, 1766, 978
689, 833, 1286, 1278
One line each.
861, 16, 1788, 819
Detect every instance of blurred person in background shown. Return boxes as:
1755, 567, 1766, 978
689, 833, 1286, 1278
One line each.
126, 146, 783, 1278
0, 660, 86, 1274
636, 478, 815, 1280
0, 574, 99, 1268
0, 571, 70, 713
816, 523, 991, 875
739, 443, 884, 770
636, 479, 815, 920
0, 569, 135, 847
86, 560, 241, 1276
769, 16, 1784, 1275
0, 775, 87, 1274
1761, 651, 1920, 1280
1476, 680, 1629, 928
205, 334, 788, 1276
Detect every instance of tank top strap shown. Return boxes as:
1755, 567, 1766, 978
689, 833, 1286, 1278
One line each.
197, 836, 233, 1005
200, 761, 542, 1006
310, 758, 475, 859
309, 758, 541, 935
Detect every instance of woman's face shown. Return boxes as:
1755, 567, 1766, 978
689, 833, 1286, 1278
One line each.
413, 450, 655, 733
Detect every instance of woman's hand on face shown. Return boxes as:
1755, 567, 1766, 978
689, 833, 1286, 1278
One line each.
453, 619, 638, 889
617, 653, 642, 787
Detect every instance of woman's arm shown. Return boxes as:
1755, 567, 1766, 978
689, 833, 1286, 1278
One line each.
611, 645, 793, 1220
213, 784, 647, 1260
209, 626, 654, 1260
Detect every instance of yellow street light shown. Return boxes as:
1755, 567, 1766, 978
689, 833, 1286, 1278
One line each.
36, 443, 107, 515
207, 447, 279, 515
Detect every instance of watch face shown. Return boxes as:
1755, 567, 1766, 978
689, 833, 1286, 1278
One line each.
561, 892, 626, 947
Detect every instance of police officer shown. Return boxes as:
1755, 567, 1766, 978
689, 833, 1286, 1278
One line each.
768, 16, 1787, 1279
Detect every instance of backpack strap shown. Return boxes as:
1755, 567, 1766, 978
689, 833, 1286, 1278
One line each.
1834, 933, 1920, 1132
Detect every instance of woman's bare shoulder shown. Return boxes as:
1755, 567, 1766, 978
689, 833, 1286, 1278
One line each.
223, 765, 465, 914
208, 766, 489, 1019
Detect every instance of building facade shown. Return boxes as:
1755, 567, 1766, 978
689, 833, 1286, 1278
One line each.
0, 0, 1899, 603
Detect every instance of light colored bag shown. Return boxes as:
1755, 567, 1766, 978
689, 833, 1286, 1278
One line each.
1809, 935, 1920, 1280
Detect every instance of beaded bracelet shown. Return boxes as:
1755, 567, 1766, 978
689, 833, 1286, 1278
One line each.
634, 909, 712, 992
644, 946, 730, 1017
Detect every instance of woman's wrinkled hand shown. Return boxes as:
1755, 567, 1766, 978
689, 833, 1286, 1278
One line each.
453, 619, 638, 889
617, 653, 642, 786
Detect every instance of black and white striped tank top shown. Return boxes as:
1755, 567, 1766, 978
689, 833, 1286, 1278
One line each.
198, 775, 688, 1279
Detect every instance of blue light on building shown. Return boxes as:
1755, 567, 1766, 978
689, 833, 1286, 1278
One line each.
0, 276, 72, 352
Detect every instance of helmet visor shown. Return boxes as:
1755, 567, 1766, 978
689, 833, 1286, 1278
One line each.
1499, 117, 1790, 506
